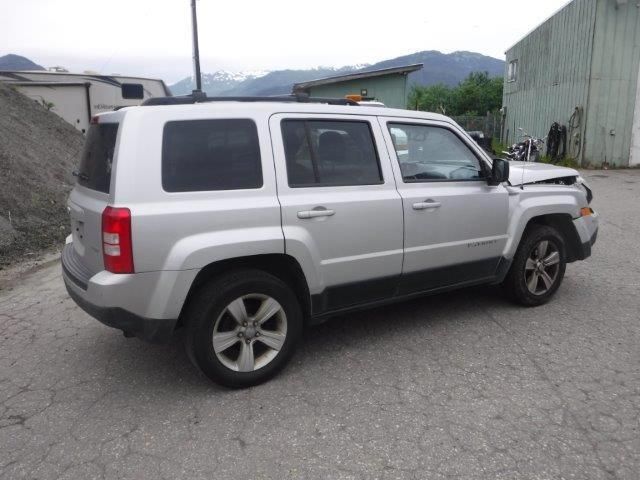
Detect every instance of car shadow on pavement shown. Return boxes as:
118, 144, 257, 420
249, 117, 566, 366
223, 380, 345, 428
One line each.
84, 284, 506, 393
301, 284, 504, 353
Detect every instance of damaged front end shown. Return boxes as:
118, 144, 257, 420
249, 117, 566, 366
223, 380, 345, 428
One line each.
507, 161, 593, 203
575, 176, 594, 204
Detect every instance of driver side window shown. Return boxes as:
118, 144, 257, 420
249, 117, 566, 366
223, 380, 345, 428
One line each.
388, 123, 484, 182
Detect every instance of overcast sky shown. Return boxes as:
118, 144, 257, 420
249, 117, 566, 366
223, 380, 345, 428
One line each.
1, 0, 569, 83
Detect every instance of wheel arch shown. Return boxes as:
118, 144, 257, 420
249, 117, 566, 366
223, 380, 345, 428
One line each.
523, 213, 582, 263
178, 254, 312, 327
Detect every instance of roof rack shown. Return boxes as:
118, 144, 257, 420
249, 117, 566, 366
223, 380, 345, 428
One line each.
140, 93, 359, 107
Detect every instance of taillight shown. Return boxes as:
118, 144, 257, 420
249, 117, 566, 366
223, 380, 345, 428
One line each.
101, 206, 134, 274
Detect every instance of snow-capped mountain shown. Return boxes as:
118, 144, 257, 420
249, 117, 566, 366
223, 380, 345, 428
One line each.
170, 70, 269, 96
211, 70, 269, 82
169, 65, 371, 97
168, 51, 504, 97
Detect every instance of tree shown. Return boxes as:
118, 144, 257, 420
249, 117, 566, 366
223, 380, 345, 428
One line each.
408, 83, 452, 115
408, 71, 503, 116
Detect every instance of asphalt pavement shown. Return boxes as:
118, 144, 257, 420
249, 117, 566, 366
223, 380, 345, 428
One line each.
1, 170, 639, 480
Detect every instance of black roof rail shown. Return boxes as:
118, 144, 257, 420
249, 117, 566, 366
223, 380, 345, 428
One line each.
140, 93, 359, 107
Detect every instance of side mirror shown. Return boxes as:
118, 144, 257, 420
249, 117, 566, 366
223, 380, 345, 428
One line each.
488, 158, 510, 186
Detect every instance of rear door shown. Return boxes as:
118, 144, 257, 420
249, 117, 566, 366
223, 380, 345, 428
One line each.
380, 118, 509, 294
68, 119, 119, 274
270, 113, 403, 314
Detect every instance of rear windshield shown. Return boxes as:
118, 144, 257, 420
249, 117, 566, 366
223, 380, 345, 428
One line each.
77, 123, 119, 193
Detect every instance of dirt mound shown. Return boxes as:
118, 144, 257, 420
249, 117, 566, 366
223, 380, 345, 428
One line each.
0, 83, 84, 267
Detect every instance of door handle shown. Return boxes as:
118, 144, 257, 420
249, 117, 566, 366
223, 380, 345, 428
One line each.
297, 208, 336, 219
412, 200, 441, 210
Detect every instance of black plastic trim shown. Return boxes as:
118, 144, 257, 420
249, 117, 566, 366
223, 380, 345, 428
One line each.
61, 259, 87, 291
311, 275, 400, 315
310, 257, 504, 319
398, 257, 501, 295
492, 256, 513, 284
141, 94, 359, 107
577, 229, 597, 260
61, 244, 92, 290
64, 280, 177, 344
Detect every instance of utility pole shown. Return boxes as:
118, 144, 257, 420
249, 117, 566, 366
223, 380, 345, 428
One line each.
190, 0, 203, 95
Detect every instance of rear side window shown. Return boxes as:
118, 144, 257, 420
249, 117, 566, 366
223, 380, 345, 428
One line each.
282, 120, 382, 187
162, 119, 263, 192
77, 123, 119, 193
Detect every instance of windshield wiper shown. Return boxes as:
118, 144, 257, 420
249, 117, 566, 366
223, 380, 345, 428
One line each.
72, 170, 89, 181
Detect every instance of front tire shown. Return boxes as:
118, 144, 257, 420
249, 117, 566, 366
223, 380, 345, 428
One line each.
503, 225, 567, 306
184, 269, 303, 388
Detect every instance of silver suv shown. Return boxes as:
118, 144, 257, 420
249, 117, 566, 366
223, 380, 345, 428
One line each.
62, 97, 598, 387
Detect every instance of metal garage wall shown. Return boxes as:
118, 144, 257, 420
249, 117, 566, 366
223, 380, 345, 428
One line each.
502, 0, 597, 164
629, 64, 640, 166
585, 0, 640, 166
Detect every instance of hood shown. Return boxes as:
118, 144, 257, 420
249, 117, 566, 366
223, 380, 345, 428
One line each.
507, 161, 579, 186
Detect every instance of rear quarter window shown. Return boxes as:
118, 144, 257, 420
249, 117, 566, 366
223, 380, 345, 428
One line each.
162, 119, 263, 192
77, 123, 119, 193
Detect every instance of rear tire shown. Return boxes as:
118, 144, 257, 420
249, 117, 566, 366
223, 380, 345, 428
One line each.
503, 225, 566, 306
184, 269, 303, 388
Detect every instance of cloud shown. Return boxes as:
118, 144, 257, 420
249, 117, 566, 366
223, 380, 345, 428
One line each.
1, 0, 570, 83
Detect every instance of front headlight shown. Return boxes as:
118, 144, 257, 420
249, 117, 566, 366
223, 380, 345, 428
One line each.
576, 176, 593, 204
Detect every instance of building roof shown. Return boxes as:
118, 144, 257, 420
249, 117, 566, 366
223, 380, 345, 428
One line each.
0, 70, 172, 96
3, 81, 88, 87
292, 64, 423, 92
504, 0, 574, 53
0, 69, 167, 83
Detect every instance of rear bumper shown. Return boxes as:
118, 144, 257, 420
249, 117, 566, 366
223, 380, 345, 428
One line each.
61, 243, 199, 343
64, 281, 176, 343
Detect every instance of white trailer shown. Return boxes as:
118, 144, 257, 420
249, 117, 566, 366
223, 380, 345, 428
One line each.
0, 71, 171, 133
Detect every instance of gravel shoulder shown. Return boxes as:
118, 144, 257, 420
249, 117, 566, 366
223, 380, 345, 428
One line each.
0, 83, 83, 268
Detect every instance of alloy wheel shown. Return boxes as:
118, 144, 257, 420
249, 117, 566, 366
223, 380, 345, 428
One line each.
212, 294, 287, 372
524, 240, 560, 295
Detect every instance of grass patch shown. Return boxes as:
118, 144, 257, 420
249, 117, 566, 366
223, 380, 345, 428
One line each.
491, 138, 508, 156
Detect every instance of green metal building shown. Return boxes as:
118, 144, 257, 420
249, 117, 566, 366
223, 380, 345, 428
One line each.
292, 64, 423, 109
502, 0, 640, 166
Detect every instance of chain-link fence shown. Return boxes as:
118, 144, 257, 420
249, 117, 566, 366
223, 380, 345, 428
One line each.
450, 111, 502, 142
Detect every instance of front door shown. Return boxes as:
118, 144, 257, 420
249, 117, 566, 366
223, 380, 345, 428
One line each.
270, 113, 404, 314
380, 118, 509, 295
